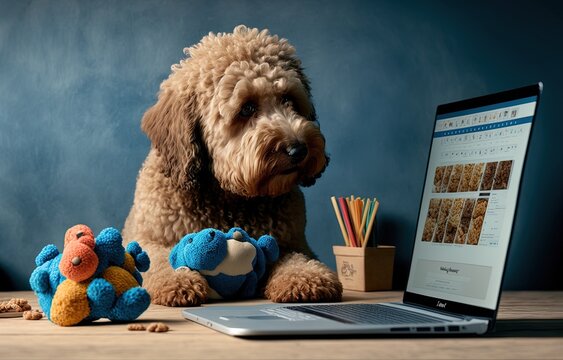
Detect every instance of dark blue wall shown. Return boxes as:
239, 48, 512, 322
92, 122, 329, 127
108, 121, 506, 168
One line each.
1, 0, 561, 290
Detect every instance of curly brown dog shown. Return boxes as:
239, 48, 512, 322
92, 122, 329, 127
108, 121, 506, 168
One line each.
123, 25, 342, 306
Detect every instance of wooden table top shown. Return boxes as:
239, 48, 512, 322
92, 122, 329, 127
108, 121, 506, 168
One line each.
1, 290, 562, 359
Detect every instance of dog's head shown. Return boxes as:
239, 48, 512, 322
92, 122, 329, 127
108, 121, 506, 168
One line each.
142, 25, 328, 197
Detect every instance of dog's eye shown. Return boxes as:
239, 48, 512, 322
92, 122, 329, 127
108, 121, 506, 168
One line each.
239, 101, 257, 118
281, 95, 293, 107
282, 95, 305, 117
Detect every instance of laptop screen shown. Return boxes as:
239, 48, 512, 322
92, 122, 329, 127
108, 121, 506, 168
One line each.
405, 84, 542, 315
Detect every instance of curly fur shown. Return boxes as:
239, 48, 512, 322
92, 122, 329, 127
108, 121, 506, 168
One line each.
123, 25, 342, 306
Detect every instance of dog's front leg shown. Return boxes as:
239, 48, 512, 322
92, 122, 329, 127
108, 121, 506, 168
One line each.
264, 252, 342, 303
141, 243, 209, 307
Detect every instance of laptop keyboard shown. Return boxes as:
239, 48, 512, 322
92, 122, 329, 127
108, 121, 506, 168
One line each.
283, 304, 451, 325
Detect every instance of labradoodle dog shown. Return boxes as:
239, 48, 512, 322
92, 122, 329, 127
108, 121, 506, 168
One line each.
122, 25, 342, 306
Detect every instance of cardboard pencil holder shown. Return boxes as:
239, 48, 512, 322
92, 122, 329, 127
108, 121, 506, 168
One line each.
333, 245, 395, 291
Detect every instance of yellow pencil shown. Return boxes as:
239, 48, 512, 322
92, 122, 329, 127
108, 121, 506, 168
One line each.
330, 196, 349, 246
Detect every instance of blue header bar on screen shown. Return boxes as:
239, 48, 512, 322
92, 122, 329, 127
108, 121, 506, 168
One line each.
436, 96, 537, 120
434, 116, 533, 138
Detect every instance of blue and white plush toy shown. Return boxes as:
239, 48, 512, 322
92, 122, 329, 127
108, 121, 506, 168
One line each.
169, 227, 279, 299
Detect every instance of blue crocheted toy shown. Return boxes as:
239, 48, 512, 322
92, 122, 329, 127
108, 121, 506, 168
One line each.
29, 225, 151, 326
169, 227, 279, 299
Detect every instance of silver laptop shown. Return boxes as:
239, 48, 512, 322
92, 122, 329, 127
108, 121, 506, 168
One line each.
182, 83, 543, 336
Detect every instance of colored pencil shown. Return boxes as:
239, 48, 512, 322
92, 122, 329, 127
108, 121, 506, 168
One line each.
363, 200, 379, 248
331, 195, 380, 248
359, 198, 371, 247
330, 196, 349, 246
338, 197, 357, 247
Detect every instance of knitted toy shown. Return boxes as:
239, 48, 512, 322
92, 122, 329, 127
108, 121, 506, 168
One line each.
169, 227, 279, 299
29, 225, 151, 326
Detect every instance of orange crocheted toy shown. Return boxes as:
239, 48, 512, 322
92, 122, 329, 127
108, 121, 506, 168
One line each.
59, 225, 98, 282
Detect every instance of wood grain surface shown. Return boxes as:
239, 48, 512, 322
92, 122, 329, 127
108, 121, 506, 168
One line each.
1, 291, 562, 359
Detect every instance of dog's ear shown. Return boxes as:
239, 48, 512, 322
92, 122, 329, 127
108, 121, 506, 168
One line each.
141, 89, 205, 191
287, 59, 318, 123
300, 153, 330, 187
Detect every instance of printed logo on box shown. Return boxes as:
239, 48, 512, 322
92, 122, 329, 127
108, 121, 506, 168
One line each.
340, 261, 357, 278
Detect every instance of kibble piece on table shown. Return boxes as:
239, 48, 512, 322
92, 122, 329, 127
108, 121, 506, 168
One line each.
23, 310, 43, 320
147, 322, 169, 332
127, 323, 146, 331
0, 298, 32, 313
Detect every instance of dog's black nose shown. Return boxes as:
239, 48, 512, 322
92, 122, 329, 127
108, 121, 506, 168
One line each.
287, 143, 308, 164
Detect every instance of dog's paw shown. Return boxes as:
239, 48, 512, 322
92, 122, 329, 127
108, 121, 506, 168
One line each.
264, 253, 343, 303
149, 268, 209, 307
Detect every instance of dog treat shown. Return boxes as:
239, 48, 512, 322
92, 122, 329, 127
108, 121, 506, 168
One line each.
428, 199, 442, 219
0, 298, 32, 313
422, 199, 442, 241
472, 198, 488, 218
462, 198, 477, 219
433, 198, 453, 243
454, 199, 476, 244
458, 163, 475, 192
147, 322, 169, 332
433, 166, 445, 193
440, 165, 454, 193
447, 165, 463, 192
468, 162, 485, 191
480, 162, 498, 191
127, 323, 146, 331
467, 217, 484, 245
467, 198, 489, 245
492, 160, 513, 190
23, 310, 43, 320
444, 198, 464, 243
422, 219, 436, 242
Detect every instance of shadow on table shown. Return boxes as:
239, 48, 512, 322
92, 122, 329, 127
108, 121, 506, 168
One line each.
0, 265, 16, 291
487, 319, 563, 337
237, 319, 563, 340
